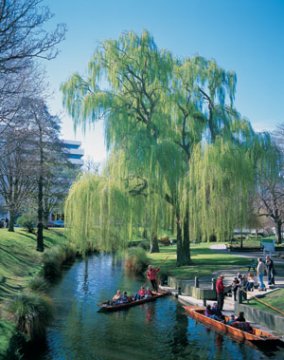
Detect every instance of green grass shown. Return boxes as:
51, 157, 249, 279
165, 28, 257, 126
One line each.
0, 228, 67, 299
0, 228, 67, 357
247, 289, 284, 315
0, 320, 16, 357
148, 243, 254, 279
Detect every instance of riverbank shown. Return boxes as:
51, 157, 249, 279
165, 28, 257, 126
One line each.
0, 228, 69, 359
148, 243, 255, 279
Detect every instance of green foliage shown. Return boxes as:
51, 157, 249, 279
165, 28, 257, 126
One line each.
65, 174, 132, 253
28, 276, 49, 293
42, 245, 76, 281
124, 247, 149, 275
62, 29, 268, 262
8, 292, 53, 341
138, 239, 150, 251
190, 138, 255, 242
17, 213, 37, 233
0, 229, 69, 358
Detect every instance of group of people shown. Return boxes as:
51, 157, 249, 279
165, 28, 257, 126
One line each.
216, 255, 276, 308
227, 312, 253, 332
111, 286, 154, 305
109, 264, 160, 305
231, 272, 254, 301
205, 303, 225, 322
205, 306, 253, 333
257, 256, 275, 290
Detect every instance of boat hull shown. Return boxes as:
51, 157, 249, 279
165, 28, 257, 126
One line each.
98, 292, 170, 312
183, 306, 280, 344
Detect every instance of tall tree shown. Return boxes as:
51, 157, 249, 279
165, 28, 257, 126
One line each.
254, 136, 284, 244
0, 0, 66, 74
62, 30, 173, 254
0, 125, 36, 231
62, 31, 256, 265
20, 98, 63, 251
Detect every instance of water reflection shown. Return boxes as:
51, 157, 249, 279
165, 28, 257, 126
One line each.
38, 254, 284, 360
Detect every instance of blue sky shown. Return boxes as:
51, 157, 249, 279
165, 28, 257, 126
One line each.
44, 0, 284, 163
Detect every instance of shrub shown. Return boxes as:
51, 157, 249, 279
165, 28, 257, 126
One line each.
9, 293, 53, 341
17, 213, 37, 233
138, 239, 150, 251
124, 247, 149, 275
28, 277, 49, 293
42, 247, 64, 281
42, 245, 77, 281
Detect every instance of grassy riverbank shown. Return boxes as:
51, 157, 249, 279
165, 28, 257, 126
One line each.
247, 289, 284, 315
148, 243, 253, 279
0, 228, 68, 358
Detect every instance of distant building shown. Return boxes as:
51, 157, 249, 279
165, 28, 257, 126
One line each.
62, 140, 84, 166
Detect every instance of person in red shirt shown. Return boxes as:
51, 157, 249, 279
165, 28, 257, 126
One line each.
138, 286, 146, 298
146, 265, 160, 292
216, 275, 225, 311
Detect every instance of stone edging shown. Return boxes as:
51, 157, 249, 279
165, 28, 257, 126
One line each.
235, 302, 284, 336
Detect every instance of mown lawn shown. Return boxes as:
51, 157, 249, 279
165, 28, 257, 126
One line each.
0, 228, 67, 300
247, 289, 284, 316
148, 244, 254, 279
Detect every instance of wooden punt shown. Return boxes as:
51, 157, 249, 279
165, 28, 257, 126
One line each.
183, 306, 281, 344
98, 292, 170, 312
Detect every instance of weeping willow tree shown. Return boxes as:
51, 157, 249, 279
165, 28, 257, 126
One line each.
65, 173, 132, 253
62, 30, 256, 265
190, 137, 255, 242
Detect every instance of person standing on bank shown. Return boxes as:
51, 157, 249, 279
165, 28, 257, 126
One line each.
146, 265, 160, 292
216, 275, 225, 311
265, 255, 275, 285
256, 258, 266, 291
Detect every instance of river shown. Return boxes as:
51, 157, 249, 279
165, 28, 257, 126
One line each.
37, 254, 284, 360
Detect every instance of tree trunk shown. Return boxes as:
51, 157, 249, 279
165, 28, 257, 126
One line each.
176, 207, 190, 267
8, 210, 15, 232
37, 129, 44, 252
150, 233, 160, 253
43, 208, 49, 229
37, 173, 44, 252
182, 207, 190, 261
276, 219, 282, 244
142, 228, 148, 239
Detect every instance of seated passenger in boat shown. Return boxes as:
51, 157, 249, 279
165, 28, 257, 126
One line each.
205, 304, 213, 317
205, 304, 224, 321
138, 286, 146, 298
133, 286, 146, 300
144, 287, 153, 298
119, 291, 130, 303
235, 311, 246, 322
112, 290, 122, 303
231, 312, 253, 333
211, 303, 225, 321
227, 314, 236, 325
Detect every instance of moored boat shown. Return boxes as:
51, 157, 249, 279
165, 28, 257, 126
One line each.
183, 305, 280, 344
98, 291, 170, 312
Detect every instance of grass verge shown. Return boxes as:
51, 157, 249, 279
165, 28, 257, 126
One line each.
247, 289, 284, 315
148, 243, 254, 279
0, 228, 68, 358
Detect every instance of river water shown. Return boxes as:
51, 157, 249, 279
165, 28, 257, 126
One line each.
38, 254, 284, 360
